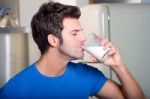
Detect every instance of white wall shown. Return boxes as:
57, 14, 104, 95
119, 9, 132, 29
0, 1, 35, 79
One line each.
54, 0, 77, 6
19, 0, 48, 27
54, 0, 88, 7
19, 0, 88, 26
76, 0, 89, 7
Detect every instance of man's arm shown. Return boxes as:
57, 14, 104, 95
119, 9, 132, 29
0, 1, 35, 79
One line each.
96, 79, 124, 99
94, 36, 146, 99
96, 63, 146, 99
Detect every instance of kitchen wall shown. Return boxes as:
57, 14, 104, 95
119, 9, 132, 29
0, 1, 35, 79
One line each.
53, 0, 77, 6
19, 0, 88, 27
19, 0, 49, 27
54, 0, 88, 7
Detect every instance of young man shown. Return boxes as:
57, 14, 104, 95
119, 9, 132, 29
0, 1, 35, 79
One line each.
0, 1, 145, 99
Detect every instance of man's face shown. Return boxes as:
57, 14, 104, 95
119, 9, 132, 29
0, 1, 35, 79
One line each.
58, 18, 86, 60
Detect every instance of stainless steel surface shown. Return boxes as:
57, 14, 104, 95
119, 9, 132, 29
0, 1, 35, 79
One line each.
0, 27, 31, 33
0, 27, 30, 88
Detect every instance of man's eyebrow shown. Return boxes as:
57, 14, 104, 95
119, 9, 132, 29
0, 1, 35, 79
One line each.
71, 29, 83, 32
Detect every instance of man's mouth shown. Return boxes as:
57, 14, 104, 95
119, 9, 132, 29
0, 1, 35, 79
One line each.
80, 47, 85, 52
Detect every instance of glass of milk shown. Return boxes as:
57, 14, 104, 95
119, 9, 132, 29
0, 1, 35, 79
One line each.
83, 33, 110, 62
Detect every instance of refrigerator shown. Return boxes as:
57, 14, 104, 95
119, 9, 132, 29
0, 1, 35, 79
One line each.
79, 3, 150, 98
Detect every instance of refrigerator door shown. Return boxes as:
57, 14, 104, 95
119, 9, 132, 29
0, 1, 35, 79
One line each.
107, 4, 150, 98
80, 5, 111, 78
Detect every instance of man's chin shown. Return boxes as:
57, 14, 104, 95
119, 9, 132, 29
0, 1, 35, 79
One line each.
68, 53, 84, 61
75, 55, 84, 60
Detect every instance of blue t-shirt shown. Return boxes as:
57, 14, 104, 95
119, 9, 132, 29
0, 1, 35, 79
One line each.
0, 62, 107, 99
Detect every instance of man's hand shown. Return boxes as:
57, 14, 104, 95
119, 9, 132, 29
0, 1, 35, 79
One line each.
90, 35, 124, 69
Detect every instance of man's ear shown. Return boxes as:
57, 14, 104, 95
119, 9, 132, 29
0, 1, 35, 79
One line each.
47, 34, 59, 47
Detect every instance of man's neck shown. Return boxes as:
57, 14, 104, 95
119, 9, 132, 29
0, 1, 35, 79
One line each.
35, 50, 69, 77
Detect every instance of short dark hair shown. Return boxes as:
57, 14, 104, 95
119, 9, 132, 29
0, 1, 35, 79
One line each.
31, 1, 81, 55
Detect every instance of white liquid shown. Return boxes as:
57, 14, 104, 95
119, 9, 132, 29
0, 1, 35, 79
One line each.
84, 46, 110, 62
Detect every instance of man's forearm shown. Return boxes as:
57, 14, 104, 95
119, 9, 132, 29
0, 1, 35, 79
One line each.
112, 63, 146, 99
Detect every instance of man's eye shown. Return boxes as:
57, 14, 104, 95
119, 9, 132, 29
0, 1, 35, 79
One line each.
72, 33, 77, 36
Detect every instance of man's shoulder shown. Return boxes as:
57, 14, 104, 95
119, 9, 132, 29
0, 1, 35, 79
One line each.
0, 63, 36, 96
13, 63, 36, 79
3, 63, 36, 87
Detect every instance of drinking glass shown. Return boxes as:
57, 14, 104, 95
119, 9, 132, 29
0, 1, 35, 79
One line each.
83, 33, 110, 62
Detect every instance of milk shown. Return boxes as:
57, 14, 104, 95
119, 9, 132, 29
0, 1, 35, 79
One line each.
84, 46, 110, 62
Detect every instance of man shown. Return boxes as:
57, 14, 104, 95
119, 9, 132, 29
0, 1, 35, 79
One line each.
0, 1, 145, 99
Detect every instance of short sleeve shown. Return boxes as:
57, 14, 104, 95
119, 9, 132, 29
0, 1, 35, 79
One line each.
90, 69, 108, 96
81, 64, 108, 96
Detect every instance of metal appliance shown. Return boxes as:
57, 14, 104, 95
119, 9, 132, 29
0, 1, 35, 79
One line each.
0, 27, 30, 88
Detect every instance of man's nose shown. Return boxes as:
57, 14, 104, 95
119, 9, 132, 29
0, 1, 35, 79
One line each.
80, 32, 87, 42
